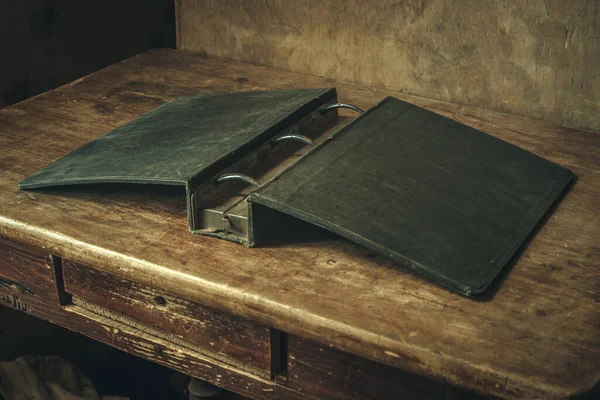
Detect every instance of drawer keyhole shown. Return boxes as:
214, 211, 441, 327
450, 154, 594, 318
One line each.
154, 296, 167, 306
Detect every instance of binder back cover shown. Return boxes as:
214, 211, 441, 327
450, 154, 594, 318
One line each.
250, 97, 574, 295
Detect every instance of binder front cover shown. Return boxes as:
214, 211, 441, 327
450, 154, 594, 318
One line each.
250, 97, 574, 295
18, 88, 336, 190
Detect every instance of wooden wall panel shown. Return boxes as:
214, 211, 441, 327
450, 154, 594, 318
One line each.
178, 0, 600, 133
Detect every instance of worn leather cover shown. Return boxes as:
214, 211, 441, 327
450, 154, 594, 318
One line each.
18, 88, 336, 190
250, 97, 574, 295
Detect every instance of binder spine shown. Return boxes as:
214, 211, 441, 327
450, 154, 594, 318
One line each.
189, 101, 364, 245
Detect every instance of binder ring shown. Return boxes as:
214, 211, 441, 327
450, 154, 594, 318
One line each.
321, 103, 364, 115
272, 134, 317, 147
214, 173, 260, 187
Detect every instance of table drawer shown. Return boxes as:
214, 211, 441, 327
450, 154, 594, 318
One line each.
62, 260, 272, 376
0, 236, 59, 302
0, 288, 275, 400
285, 336, 482, 400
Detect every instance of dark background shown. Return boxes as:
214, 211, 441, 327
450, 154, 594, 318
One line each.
0, 0, 176, 109
0, 2, 179, 397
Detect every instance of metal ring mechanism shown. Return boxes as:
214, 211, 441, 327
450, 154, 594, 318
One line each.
214, 173, 260, 187
320, 103, 365, 115
272, 134, 317, 148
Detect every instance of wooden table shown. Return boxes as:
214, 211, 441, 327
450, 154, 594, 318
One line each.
0, 49, 598, 400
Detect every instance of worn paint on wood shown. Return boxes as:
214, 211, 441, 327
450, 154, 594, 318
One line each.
63, 260, 272, 376
285, 335, 485, 400
0, 288, 274, 400
0, 49, 598, 399
0, 236, 58, 301
178, 0, 600, 133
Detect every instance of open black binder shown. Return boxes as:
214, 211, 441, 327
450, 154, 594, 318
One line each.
19, 88, 573, 295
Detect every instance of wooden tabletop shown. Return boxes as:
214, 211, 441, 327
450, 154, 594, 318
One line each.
0, 49, 598, 399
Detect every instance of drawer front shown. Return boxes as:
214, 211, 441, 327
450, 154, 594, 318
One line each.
285, 336, 481, 400
0, 236, 59, 302
0, 289, 274, 400
62, 260, 272, 376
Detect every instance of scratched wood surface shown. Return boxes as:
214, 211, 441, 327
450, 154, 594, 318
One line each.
0, 289, 274, 399
285, 335, 484, 400
0, 49, 598, 399
0, 236, 59, 301
63, 260, 273, 376
177, 0, 600, 133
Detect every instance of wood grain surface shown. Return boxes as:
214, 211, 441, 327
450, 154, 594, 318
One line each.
286, 335, 485, 400
0, 236, 59, 301
63, 260, 273, 376
0, 49, 598, 399
0, 285, 274, 400
177, 0, 600, 133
